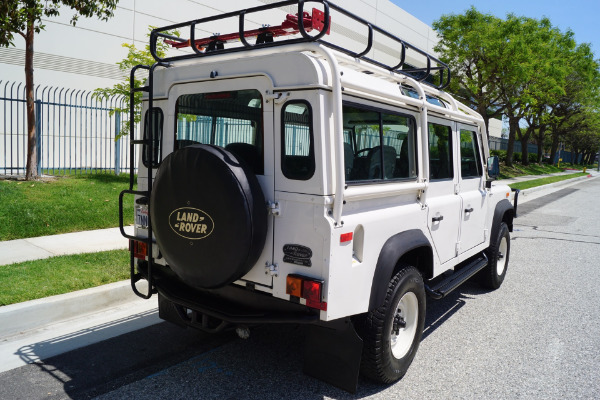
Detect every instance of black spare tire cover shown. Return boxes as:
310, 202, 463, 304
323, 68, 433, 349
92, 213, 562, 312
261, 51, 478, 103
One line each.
150, 144, 267, 289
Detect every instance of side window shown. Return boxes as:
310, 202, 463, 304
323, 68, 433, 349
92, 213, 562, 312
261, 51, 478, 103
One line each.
282, 101, 314, 180
143, 107, 163, 168
428, 122, 453, 180
382, 113, 417, 179
175, 89, 263, 174
460, 129, 483, 178
344, 104, 417, 182
343, 105, 380, 180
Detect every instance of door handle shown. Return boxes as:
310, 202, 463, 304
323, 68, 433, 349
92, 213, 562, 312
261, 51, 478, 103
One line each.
432, 215, 444, 223
464, 207, 474, 213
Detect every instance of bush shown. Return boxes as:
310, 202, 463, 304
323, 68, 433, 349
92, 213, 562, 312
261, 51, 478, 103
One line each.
513, 152, 521, 162
528, 153, 539, 163
490, 149, 507, 163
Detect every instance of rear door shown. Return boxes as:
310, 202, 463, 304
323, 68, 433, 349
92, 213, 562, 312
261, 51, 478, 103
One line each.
457, 124, 488, 254
168, 76, 275, 287
426, 117, 460, 264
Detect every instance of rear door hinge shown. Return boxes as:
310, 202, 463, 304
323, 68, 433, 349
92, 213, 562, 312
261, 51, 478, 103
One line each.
267, 201, 281, 216
265, 262, 279, 277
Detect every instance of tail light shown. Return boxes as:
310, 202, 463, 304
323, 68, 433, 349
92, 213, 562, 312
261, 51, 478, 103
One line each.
286, 274, 327, 311
130, 240, 148, 260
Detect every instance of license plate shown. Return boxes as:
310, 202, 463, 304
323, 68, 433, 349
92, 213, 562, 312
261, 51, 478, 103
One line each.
135, 206, 149, 229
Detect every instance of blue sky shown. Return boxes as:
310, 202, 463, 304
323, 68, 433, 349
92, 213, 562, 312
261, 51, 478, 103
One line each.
391, 0, 600, 57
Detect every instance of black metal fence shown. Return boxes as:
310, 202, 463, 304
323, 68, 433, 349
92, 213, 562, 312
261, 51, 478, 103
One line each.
0, 81, 136, 176
488, 136, 580, 163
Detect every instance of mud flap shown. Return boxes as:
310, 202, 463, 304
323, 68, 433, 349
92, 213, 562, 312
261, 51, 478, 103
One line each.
303, 319, 363, 393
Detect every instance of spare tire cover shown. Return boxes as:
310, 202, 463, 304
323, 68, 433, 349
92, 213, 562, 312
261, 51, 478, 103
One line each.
150, 144, 267, 289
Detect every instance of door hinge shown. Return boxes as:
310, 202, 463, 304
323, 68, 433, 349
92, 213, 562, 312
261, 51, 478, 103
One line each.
267, 201, 281, 216
454, 183, 460, 194
455, 242, 460, 256
265, 262, 279, 277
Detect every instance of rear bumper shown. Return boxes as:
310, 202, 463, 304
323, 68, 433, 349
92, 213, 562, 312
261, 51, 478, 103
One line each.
138, 261, 320, 331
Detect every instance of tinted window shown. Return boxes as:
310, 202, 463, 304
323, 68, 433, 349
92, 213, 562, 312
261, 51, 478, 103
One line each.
428, 123, 453, 180
175, 89, 263, 174
344, 104, 417, 182
460, 129, 482, 178
143, 108, 163, 168
282, 101, 315, 180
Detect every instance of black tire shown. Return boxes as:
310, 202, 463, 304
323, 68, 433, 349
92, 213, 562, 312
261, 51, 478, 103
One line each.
359, 265, 426, 383
480, 222, 510, 290
150, 144, 267, 289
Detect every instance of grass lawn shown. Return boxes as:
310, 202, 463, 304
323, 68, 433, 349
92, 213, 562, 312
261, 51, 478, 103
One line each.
499, 163, 565, 179
508, 172, 589, 191
0, 249, 130, 306
0, 174, 135, 241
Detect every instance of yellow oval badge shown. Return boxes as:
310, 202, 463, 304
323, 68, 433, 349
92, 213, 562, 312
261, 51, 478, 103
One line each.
169, 207, 214, 240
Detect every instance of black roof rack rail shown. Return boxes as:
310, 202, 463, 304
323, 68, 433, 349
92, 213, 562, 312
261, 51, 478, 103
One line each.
148, 0, 450, 90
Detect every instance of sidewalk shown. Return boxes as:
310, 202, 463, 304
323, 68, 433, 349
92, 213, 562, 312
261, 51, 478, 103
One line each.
0, 226, 133, 267
0, 170, 597, 373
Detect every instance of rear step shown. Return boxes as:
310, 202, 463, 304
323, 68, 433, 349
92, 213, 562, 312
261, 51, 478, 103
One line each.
425, 253, 488, 299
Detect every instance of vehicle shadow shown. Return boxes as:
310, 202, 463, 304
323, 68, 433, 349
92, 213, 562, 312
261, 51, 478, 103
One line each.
1, 283, 490, 400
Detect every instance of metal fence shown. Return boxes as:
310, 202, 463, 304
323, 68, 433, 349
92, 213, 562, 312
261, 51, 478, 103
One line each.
0, 81, 136, 176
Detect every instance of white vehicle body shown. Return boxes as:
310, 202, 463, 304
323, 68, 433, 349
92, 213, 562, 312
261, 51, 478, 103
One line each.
120, 0, 517, 392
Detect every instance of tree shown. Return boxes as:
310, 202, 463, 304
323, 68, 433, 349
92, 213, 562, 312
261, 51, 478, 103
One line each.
433, 8, 507, 136
94, 28, 178, 139
0, 0, 118, 180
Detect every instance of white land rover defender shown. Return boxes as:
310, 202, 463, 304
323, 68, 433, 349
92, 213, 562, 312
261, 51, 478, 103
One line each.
119, 0, 518, 392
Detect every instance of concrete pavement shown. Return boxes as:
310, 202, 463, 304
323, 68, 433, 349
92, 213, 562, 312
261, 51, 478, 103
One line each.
0, 226, 133, 266
0, 170, 597, 373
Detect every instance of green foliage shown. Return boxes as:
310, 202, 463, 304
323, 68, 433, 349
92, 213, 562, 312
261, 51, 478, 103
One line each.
0, 1, 118, 47
0, 174, 135, 240
0, 250, 129, 305
508, 172, 588, 191
491, 149, 507, 163
93, 28, 179, 139
433, 8, 600, 166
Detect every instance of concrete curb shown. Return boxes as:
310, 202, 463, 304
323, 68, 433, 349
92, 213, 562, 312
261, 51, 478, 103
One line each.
0, 279, 147, 339
517, 174, 594, 196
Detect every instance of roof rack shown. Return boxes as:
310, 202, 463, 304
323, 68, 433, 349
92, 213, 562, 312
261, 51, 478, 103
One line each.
149, 0, 450, 90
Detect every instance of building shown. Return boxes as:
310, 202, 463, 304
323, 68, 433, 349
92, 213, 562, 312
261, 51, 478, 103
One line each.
0, 0, 440, 92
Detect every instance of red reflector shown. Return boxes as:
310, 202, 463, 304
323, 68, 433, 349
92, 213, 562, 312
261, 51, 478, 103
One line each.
302, 280, 322, 303
132, 240, 147, 260
340, 232, 353, 243
286, 275, 303, 297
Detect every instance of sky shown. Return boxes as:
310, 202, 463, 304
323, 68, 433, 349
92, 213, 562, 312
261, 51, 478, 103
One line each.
391, 0, 600, 57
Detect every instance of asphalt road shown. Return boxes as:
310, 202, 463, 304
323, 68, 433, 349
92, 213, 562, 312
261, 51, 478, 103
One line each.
1, 178, 599, 400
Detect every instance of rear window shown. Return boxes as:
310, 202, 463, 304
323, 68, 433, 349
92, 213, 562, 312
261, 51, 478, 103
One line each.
175, 89, 264, 174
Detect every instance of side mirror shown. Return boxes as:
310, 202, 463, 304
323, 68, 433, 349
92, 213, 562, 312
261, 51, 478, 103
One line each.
486, 156, 500, 188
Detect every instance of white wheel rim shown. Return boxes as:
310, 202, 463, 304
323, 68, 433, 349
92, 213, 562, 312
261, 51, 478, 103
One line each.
497, 236, 508, 276
390, 291, 419, 359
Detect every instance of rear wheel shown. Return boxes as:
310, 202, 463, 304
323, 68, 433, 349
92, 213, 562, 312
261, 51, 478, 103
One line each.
359, 265, 426, 383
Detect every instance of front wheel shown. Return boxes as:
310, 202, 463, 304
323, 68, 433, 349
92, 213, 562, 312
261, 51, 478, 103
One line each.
480, 222, 510, 290
359, 265, 426, 383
